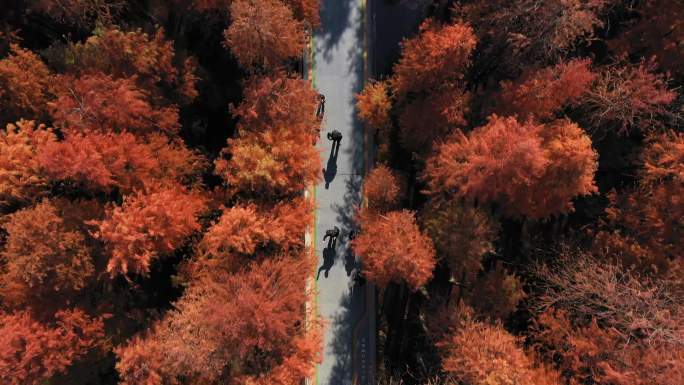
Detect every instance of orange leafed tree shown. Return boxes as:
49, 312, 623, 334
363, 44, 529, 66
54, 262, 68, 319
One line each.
497, 58, 596, 121
420, 198, 499, 285
356, 80, 392, 130
398, 87, 470, 153
531, 309, 684, 385
50, 74, 180, 135
214, 130, 321, 198
29, 0, 126, 25
608, 0, 684, 77
0, 200, 93, 309
0, 120, 56, 210
38, 130, 158, 193
282, 0, 320, 27
63, 28, 197, 100
353, 210, 436, 290
91, 185, 207, 276
424, 115, 598, 219
581, 60, 676, 134
364, 165, 402, 213
198, 196, 312, 272
0, 309, 105, 385
231, 75, 318, 137
391, 20, 476, 98
224, 0, 305, 70
116, 255, 321, 385
0, 45, 54, 122
439, 309, 561, 385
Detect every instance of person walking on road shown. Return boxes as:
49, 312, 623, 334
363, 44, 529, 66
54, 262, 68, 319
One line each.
323, 226, 340, 242
327, 129, 343, 143
316, 93, 326, 119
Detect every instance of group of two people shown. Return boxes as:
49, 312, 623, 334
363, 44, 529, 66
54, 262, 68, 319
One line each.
316, 93, 343, 144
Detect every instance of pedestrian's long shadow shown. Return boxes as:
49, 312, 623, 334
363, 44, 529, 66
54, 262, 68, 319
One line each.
327, 283, 365, 385
323, 139, 340, 189
317, 237, 337, 280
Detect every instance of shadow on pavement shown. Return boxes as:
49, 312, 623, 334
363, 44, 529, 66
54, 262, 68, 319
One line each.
327, 285, 365, 385
318, 0, 354, 62
318, 237, 338, 280
323, 139, 341, 189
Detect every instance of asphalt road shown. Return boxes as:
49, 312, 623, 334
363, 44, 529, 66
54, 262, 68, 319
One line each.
312, 0, 375, 384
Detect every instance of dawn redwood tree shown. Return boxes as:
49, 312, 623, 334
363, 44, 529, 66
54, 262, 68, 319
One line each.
497, 58, 596, 121
91, 185, 207, 276
0, 200, 93, 309
439, 309, 561, 385
0, 120, 56, 210
28, 0, 126, 25
61, 28, 197, 101
214, 130, 321, 198
531, 251, 683, 346
531, 310, 684, 385
352, 210, 436, 290
282, 0, 320, 27
397, 87, 470, 153
0, 45, 54, 122
0, 309, 105, 385
38, 130, 158, 193
391, 19, 476, 99
50, 74, 180, 135
454, 0, 609, 64
420, 198, 499, 285
364, 165, 402, 213
224, 0, 305, 70
609, 0, 684, 77
356, 80, 392, 131
424, 115, 598, 219
231, 75, 318, 138
581, 61, 676, 134
467, 262, 526, 320
115, 255, 321, 385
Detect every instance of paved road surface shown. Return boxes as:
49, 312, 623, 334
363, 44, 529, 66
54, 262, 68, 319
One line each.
312, 0, 375, 384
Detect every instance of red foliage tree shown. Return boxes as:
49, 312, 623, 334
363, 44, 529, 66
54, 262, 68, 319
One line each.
224, 0, 305, 70
282, 0, 320, 27
454, 0, 609, 63
91, 185, 207, 276
439, 310, 561, 385
352, 210, 436, 290
38, 130, 157, 193
391, 20, 476, 99
0, 120, 56, 210
231, 75, 318, 137
0, 309, 105, 385
420, 198, 498, 285
116, 255, 321, 384
199, 196, 312, 269
29, 0, 126, 25
0, 200, 93, 309
467, 262, 526, 320
398, 87, 470, 153
580, 60, 676, 134
215, 74, 320, 197
531, 309, 684, 385
0, 45, 54, 122
424, 116, 598, 219
215, 132, 320, 198
497, 58, 596, 120
356, 80, 392, 131
363, 165, 402, 213
608, 0, 684, 77
50, 74, 180, 135
63, 28, 197, 100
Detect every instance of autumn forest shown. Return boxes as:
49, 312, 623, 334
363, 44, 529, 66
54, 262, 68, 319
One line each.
0, 0, 682, 385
